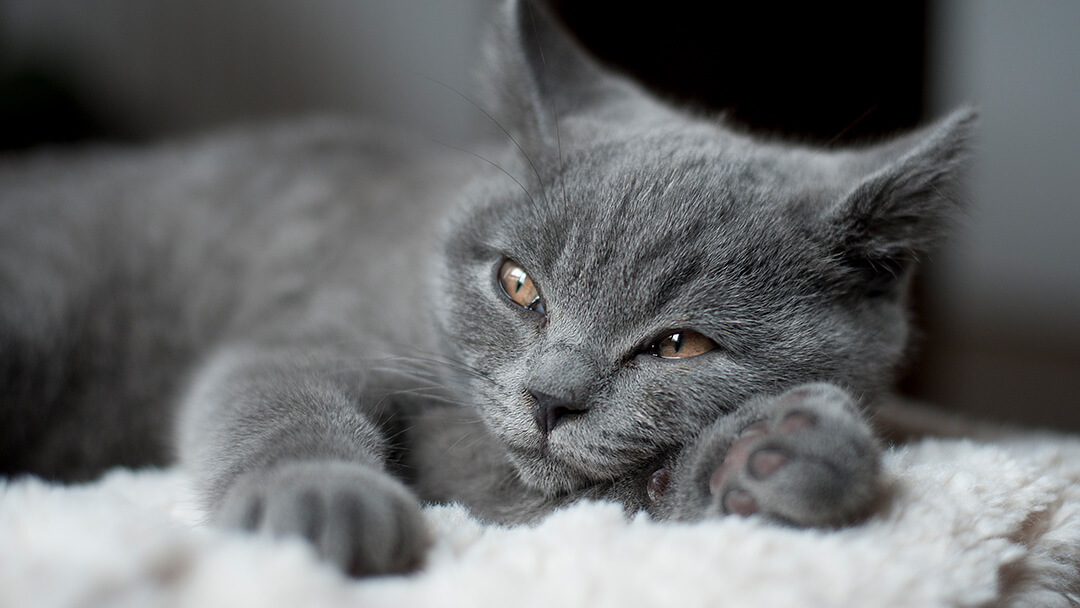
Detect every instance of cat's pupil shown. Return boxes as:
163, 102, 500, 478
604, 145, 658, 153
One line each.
498, 259, 544, 314
671, 333, 685, 353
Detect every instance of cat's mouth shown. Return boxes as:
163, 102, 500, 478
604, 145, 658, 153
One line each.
504, 443, 589, 494
499, 431, 613, 495
503, 437, 558, 468
538, 435, 555, 459
480, 399, 626, 494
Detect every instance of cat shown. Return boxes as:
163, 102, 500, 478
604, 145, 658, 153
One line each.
0, 0, 972, 577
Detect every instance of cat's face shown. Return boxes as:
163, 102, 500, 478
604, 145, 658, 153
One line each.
431, 0, 972, 495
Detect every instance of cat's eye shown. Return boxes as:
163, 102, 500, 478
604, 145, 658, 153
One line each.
498, 259, 546, 315
649, 330, 716, 359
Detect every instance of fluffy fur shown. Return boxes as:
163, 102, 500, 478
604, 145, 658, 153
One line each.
4, 419, 1080, 607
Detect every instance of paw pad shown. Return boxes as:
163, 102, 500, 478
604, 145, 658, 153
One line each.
777, 411, 815, 434
748, 448, 789, 479
678, 384, 881, 527
739, 421, 769, 439
722, 489, 759, 516
709, 413, 815, 517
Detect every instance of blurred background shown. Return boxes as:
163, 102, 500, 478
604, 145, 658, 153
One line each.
1, 0, 1077, 429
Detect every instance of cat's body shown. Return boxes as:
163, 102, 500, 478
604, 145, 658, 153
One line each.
1, 1, 972, 576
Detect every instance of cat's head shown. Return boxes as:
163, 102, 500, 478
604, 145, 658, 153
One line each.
432, 0, 974, 495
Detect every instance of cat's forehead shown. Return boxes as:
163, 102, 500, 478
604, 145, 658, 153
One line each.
482, 124, 839, 328
554, 119, 841, 215
528, 123, 837, 251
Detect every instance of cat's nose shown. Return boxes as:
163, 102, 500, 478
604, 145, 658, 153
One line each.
530, 390, 588, 435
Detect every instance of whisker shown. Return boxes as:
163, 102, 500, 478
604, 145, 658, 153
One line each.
523, 0, 567, 209
373, 365, 483, 392
818, 104, 879, 151
375, 391, 475, 410
416, 73, 548, 205
377, 353, 499, 387
432, 139, 536, 208
497, 467, 522, 489
551, 97, 567, 206
441, 430, 478, 459
388, 387, 476, 407
376, 348, 484, 374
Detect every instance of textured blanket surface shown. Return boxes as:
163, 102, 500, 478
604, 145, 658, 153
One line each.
3, 432, 1080, 608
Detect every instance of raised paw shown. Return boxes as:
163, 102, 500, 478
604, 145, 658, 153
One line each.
710, 410, 818, 516
662, 383, 882, 528
215, 460, 431, 577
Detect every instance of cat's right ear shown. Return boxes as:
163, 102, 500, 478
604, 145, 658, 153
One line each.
480, 0, 637, 147
824, 107, 977, 297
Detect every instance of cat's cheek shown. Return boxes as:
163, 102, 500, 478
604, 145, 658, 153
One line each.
478, 397, 532, 445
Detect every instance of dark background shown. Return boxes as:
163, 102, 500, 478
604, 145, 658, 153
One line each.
550, 1, 927, 144
1, 2, 928, 148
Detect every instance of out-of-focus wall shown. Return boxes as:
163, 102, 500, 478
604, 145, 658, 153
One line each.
920, 0, 1080, 429
0, 0, 488, 141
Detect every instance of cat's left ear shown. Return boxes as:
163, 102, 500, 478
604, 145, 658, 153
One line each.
481, 0, 642, 145
825, 107, 977, 295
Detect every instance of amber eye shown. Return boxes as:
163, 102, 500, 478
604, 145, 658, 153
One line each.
498, 259, 546, 314
650, 330, 716, 359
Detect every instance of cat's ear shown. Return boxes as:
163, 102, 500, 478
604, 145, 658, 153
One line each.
826, 107, 977, 296
481, 0, 637, 145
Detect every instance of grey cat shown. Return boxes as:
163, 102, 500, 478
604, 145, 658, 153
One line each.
1, 0, 972, 577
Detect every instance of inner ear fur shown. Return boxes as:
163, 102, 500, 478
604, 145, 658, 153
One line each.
826, 107, 977, 296
479, 0, 643, 147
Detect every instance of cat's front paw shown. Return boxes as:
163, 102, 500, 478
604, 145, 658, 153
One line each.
215, 460, 430, 577
663, 383, 882, 527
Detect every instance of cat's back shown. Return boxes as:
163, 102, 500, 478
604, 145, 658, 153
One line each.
1, 118, 451, 334
0, 118, 454, 479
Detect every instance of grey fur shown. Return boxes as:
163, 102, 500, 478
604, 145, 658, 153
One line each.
0, 0, 974, 575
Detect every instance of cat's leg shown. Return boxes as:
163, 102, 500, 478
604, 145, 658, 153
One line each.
178, 343, 431, 576
659, 383, 882, 527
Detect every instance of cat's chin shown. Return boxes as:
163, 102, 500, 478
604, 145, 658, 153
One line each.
481, 407, 631, 495
503, 443, 598, 496
510, 458, 592, 496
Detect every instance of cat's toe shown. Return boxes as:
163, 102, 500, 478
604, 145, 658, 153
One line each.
217, 460, 431, 577
707, 422, 777, 511
709, 412, 815, 509
747, 447, 791, 479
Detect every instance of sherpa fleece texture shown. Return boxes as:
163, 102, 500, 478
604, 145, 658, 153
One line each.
3, 427, 1080, 607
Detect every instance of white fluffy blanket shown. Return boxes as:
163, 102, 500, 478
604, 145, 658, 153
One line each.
4, 429, 1080, 608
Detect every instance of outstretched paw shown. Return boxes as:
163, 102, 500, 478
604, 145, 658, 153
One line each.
216, 460, 431, 577
664, 383, 882, 528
